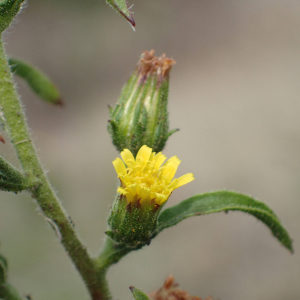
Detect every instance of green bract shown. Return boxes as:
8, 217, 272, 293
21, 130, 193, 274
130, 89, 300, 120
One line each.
107, 194, 160, 249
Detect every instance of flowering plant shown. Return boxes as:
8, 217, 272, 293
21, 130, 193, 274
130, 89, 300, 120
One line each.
0, 1, 293, 300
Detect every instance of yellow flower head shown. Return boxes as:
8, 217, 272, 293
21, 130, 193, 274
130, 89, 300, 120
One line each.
113, 145, 194, 206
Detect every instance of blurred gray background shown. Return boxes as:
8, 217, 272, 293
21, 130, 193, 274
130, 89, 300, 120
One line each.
0, 0, 299, 299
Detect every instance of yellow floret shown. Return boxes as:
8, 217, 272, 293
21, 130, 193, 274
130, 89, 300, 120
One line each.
112, 145, 194, 205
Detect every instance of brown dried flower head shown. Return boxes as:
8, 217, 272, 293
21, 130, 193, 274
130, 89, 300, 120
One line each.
137, 50, 176, 85
149, 275, 214, 300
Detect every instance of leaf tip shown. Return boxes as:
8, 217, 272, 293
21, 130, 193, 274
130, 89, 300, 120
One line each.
286, 239, 294, 254
121, 5, 135, 30
55, 98, 64, 107
106, 0, 136, 29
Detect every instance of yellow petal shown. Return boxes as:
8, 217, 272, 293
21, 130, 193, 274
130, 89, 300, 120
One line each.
121, 149, 135, 167
128, 183, 138, 196
161, 156, 181, 182
166, 156, 181, 166
153, 152, 166, 169
149, 152, 156, 162
124, 191, 133, 203
155, 193, 168, 205
112, 158, 126, 175
139, 186, 151, 202
173, 173, 195, 190
136, 145, 152, 168
113, 146, 195, 206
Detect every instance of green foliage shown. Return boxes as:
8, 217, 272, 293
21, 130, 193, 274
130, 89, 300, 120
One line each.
156, 191, 293, 252
8, 58, 62, 106
0, 0, 25, 33
0, 1, 294, 299
129, 286, 150, 300
105, 0, 135, 29
0, 156, 27, 192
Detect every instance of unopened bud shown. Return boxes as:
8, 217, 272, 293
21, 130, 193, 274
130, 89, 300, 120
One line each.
108, 50, 178, 156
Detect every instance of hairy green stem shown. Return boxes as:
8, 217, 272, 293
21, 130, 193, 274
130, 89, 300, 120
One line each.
94, 237, 132, 299
0, 38, 112, 300
98, 237, 131, 269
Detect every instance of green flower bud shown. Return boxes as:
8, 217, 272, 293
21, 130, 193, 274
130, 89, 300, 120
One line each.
108, 50, 179, 157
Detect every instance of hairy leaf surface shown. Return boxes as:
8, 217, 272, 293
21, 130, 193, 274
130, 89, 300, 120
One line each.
157, 191, 293, 252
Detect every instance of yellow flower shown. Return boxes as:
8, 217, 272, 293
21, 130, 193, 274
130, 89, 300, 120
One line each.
113, 145, 194, 206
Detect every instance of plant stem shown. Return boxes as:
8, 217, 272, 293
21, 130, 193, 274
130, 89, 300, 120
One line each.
0, 38, 112, 300
98, 237, 131, 269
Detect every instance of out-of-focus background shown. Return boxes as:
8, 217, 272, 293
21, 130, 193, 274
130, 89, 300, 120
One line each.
0, 0, 299, 299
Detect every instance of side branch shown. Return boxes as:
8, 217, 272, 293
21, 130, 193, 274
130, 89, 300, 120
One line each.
0, 39, 110, 300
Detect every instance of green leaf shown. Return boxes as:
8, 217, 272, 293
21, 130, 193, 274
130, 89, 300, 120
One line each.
106, 0, 135, 29
0, 156, 27, 192
0, 0, 25, 33
0, 283, 23, 300
129, 286, 150, 300
8, 58, 62, 106
157, 191, 293, 252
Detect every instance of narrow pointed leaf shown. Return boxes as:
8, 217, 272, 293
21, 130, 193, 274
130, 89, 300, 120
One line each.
129, 286, 150, 300
106, 0, 135, 29
157, 191, 293, 252
0, 0, 25, 33
8, 58, 62, 106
